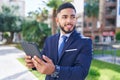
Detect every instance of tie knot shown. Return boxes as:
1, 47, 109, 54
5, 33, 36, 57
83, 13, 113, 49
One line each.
62, 35, 67, 42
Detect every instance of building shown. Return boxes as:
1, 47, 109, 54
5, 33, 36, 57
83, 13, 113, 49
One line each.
73, 0, 84, 34
84, 0, 117, 43
116, 0, 120, 33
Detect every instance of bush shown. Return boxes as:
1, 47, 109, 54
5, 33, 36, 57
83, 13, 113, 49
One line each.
86, 67, 100, 80
22, 20, 51, 48
3, 32, 10, 39
116, 32, 120, 41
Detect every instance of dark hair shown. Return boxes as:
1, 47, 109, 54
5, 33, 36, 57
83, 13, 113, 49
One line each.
57, 2, 76, 14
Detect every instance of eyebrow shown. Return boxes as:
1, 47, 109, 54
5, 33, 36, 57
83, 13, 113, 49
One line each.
62, 14, 75, 17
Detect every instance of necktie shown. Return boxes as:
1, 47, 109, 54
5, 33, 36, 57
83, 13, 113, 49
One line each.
58, 35, 67, 57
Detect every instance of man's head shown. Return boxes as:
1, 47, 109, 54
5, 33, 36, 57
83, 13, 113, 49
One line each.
56, 2, 77, 34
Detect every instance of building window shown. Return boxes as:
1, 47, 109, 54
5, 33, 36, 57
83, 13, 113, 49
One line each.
106, 0, 116, 2
88, 22, 92, 27
95, 36, 99, 42
84, 22, 87, 27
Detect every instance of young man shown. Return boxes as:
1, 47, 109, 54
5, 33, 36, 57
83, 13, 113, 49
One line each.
25, 2, 92, 80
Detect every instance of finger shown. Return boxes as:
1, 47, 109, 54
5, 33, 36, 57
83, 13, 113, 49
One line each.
43, 55, 52, 63
32, 57, 38, 66
25, 56, 32, 63
26, 63, 34, 68
25, 55, 32, 59
33, 56, 45, 65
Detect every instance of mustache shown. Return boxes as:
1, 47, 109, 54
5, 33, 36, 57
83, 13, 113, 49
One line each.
64, 24, 73, 26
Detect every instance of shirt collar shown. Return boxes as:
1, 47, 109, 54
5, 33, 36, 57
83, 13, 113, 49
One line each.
60, 32, 71, 38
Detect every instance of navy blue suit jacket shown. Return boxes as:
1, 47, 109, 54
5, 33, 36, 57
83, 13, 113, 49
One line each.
41, 30, 92, 80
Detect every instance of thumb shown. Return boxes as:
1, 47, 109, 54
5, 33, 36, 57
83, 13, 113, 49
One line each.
42, 55, 52, 63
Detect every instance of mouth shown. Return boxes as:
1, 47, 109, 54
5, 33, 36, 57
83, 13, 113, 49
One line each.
65, 24, 73, 29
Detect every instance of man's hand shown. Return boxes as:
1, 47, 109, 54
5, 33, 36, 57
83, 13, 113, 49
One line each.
25, 55, 35, 69
32, 55, 55, 75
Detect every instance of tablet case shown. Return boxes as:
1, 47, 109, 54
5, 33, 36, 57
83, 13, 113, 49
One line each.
20, 41, 42, 59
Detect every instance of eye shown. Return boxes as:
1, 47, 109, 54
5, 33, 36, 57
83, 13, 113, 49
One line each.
71, 16, 75, 19
62, 16, 67, 19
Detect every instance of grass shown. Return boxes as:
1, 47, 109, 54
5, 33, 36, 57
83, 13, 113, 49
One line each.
18, 58, 120, 80
86, 59, 120, 80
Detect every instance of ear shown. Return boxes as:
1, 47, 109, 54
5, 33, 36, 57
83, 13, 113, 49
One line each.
55, 17, 59, 23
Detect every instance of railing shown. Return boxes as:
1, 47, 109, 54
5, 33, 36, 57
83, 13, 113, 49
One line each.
93, 42, 120, 64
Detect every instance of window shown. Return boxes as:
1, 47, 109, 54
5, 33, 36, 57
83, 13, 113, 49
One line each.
88, 22, 92, 27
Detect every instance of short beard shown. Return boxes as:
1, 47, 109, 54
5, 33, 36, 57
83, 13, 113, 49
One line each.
58, 24, 75, 34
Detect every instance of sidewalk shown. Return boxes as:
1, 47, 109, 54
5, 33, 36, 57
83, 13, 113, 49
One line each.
0, 45, 38, 80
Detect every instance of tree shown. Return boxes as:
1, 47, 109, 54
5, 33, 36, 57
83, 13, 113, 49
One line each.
22, 20, 51, 48
0, 5, 23, 43
22, 9, 51, 48
84, 0, 99, 18
84, 0, 99, 41
46, 0, 72, 35
116, 32, 120, 41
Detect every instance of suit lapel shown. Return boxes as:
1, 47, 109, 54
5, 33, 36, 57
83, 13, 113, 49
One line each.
54, 34, 60, 64
57, 30, 78, 62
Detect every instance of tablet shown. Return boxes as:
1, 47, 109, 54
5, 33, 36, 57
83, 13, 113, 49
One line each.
20, 41, 42, 59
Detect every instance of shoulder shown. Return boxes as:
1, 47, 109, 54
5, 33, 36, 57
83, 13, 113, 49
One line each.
80, 34, 91, 40
45, 33, 59, 42
78, 34, 92, 44
47, 33, 59, 39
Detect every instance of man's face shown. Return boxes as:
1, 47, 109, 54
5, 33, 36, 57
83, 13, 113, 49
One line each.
56, 8, 77, 34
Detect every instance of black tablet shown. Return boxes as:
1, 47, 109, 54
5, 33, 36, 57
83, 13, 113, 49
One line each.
20, 41, 42, 59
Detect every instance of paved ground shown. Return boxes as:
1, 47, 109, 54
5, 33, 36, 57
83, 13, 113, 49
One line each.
0, 45, 38, 80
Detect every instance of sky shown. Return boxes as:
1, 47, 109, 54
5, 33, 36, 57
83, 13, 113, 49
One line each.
24, 0, 84, 16
24, 0, 49, 16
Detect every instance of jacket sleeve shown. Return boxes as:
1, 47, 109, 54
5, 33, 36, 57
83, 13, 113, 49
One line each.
59, 39, 92, 80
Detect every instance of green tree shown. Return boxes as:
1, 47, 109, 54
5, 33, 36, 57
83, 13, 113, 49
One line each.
22, 9, 51, 48
84, 0, 99, 41
0, 5, 23, 43
22, 20, 51, 48
84, 0, 99, 18
116, 32, 120, 41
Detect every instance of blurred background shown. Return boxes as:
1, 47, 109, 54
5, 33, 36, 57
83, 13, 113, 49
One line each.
0, 0, 120, 80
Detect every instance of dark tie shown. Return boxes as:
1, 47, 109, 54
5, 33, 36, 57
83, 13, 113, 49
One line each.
58, 35, 67, 57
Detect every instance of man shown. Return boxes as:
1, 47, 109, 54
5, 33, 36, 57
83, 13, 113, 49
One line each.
25, 2, 92, 80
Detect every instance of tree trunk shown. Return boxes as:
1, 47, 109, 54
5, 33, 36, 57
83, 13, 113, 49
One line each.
51, 9, 57, 35
6, 32, 14, 44
91, 17, 97, 42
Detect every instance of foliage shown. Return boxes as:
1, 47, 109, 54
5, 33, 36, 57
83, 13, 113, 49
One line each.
116, 31, 120, 41
2, 32, 10, 39
88, 59, 120, 80
21, 19, 51, 48
22, 6, 51, 48
86, 67, 100, 80
84, 0, 99, 18
0, 5, 23, 43
0, 5, 23, 32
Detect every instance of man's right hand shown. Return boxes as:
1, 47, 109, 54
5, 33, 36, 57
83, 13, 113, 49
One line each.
25, 55, 35, 69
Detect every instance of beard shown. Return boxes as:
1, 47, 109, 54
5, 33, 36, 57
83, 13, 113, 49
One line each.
58, 23, 75, 34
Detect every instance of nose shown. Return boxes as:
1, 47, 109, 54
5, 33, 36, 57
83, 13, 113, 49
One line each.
66, 18, 72, 23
